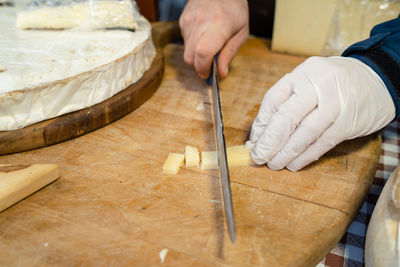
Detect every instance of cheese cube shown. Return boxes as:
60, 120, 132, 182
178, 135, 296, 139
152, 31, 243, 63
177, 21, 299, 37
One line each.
185, 146, 200, 167
162, 153, 185, 175
227, 145, 254, 166
201, 151, 218, 170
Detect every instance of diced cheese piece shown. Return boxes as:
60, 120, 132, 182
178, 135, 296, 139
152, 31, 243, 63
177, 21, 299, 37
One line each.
162, 153, 185, 175
185, 146, 200, 167
16, 0, 138, 30
201, 151, 218, 170
227, 145, 254, 166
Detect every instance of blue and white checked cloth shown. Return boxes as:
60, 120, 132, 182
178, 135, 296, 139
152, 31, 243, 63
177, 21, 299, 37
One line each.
318, 120, 400, 266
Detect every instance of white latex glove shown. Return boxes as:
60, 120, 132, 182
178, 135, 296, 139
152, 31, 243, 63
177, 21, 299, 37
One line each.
248, 56, 396, 172
179, 0, 249, 79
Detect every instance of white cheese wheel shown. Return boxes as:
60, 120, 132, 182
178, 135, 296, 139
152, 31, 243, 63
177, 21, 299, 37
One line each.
0, 7, 156, 131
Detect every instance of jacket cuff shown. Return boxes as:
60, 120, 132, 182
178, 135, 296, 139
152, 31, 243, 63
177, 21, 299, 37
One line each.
343, 47, 400, 119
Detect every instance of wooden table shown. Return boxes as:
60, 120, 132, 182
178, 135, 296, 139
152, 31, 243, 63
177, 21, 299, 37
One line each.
0, 38, 380, 266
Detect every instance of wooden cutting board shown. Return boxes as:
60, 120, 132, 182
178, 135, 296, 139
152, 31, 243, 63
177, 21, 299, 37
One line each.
0, 38, 380, 266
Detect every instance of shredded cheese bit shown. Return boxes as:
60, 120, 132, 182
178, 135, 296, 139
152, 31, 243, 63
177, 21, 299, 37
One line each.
159, 248, 168, 264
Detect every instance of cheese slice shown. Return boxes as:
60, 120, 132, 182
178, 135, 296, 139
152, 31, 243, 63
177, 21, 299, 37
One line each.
162, 153, 185, 175
201, 151, 218, 170
0, 164, 60, 212
0, 7, 155, 131
185, 145, 200, 167
16, 0, 138, 30
227, 145, 254, 166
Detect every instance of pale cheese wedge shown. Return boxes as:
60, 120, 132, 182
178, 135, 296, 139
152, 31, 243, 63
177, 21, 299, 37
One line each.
162, 153, 185, 175
201, 151, 218, 170
227, 145, 254, 166
185, 146, 200, 167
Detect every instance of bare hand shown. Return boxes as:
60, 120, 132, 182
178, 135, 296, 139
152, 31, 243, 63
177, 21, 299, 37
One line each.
179, 0, 249, 79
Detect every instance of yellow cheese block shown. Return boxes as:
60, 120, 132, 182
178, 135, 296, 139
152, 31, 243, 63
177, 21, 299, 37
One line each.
200, 151, 218, 170
272, 0, 338, 56
272, 0, 400, 56
162, 153, 185, 175
185, 146, 200, 167
227, 145, 254, 166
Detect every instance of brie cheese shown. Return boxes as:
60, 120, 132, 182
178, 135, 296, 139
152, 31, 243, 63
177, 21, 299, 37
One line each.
0, 7, 156, 131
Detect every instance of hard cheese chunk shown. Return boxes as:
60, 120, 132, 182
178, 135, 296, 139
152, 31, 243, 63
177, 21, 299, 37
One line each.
162, 153, 185, 175
272, 0, 400, 56
272, 0, 337, 56
185, 146, 200, 167
227, 145, 254, 166
16, 0, 137, 30
201, 151, 218, 170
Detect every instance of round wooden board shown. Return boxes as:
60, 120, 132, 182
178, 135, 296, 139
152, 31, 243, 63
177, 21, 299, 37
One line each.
0, 38, 381, 266
0, 22, 181, 156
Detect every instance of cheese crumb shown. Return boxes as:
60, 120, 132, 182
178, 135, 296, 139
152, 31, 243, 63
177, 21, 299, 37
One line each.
159, 248, 168, 264
201, 151, 219, 170
185, 146, 200, 167
162, 153, 184, 174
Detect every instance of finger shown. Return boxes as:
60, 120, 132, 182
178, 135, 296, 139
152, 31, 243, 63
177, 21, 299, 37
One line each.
267, 106, 337, 170
194, 25, 229, 78
183, 26, 200, 66
249, 75, 293, 144
251, 87, 318, 165
286, 124, 343, 172
218, 27, 249, 78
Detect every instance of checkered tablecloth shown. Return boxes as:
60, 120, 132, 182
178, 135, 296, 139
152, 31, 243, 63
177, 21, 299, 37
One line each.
317, 120, 400, 267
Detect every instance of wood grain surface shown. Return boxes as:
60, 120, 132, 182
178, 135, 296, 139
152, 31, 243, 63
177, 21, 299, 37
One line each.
0, 21, 181, 156
0, 38, 381, 266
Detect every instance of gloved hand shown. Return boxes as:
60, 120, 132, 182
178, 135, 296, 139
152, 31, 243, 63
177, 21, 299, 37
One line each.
179, 0, 249, 79
248, 56, 396, 171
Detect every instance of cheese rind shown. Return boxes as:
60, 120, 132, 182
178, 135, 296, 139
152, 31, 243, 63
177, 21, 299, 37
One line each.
227, 145, 254, 166
201, 151, 218, 170
16, 0, 138, 30
162, 153, 185, 175
185, 146, 200, 167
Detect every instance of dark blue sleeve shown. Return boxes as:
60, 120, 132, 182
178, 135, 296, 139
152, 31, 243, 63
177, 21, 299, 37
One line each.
342, 16, 400, 119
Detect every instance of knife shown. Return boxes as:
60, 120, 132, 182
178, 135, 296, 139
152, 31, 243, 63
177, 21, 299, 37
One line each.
210, 57, 236, 243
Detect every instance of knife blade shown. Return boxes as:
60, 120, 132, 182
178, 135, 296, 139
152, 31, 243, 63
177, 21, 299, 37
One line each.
210, 58, 236, 243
